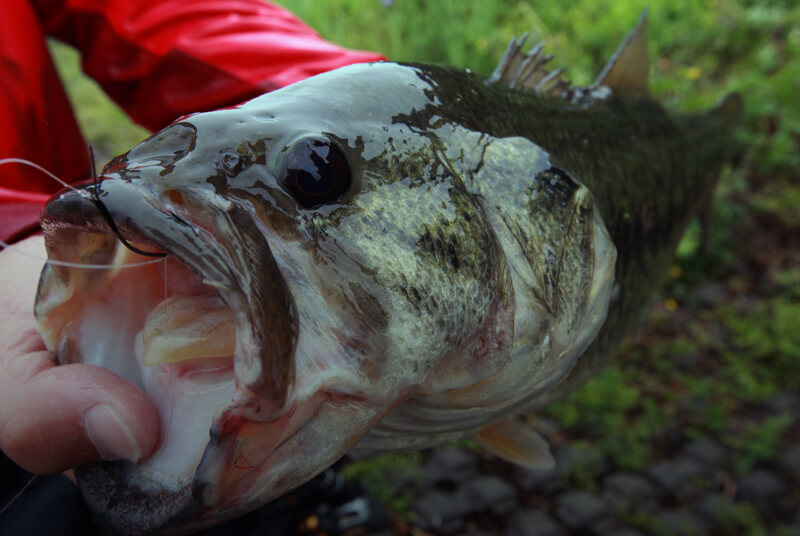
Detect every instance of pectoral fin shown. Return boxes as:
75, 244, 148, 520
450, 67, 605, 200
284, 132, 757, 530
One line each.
474, 418, 555, 470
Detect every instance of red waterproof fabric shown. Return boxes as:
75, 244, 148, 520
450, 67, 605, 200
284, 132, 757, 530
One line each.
0, 0, 384, 243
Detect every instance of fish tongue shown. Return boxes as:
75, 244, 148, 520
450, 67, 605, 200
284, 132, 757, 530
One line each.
142, 295, 236, 365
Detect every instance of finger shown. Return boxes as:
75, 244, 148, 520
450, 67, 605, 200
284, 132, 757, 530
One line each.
0, 359, 161, 474
0, 236, 160, 474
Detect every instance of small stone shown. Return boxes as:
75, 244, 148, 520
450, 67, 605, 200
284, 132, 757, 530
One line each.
511, 464, 564, 494
654, 509, 708, 535
695, 494, 734, 524
607, 530, 647, 536
602, 472, 657, 512
504, 509, 563, 536
736, 469, 786, 504
682, 438, 728, 467
554, 491, 609, 530
460, 475, 518, 516
646, 458, 709, 499
461, 528, 493, 536
587, 515, 626, 535
413, 490, 466, 535
763, 392, 800, 413
422, 447, 478, 486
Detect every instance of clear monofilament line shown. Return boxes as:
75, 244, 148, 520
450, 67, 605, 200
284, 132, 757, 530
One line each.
0, 474, 37, 518
0, 239, 168, 269
163, 256, 176, 449
0, 158, 91, 198
0, 157, 169, 268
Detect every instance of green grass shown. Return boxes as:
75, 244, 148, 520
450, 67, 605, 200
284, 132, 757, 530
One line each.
51, 0, 799, 529
48, 43, 148, 164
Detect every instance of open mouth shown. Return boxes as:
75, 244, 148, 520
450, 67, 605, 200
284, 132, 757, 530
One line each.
34, 178, 305, 532
35, 185, 240, 481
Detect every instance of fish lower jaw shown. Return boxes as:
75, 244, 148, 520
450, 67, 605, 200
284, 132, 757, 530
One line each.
133, 327, 235, 478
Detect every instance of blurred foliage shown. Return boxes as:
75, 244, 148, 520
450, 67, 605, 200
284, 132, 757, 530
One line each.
51, 0, 798, 529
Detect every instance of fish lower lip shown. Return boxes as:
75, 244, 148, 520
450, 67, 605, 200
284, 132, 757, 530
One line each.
75, 459, 198, 535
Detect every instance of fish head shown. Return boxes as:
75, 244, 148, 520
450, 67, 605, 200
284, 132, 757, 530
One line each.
34, 62, 615, 533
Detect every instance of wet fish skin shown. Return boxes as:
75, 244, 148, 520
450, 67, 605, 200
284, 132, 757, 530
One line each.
33, 26, 740, 535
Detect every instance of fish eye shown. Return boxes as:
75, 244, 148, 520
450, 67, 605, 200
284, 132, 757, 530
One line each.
281, 138, 351, 208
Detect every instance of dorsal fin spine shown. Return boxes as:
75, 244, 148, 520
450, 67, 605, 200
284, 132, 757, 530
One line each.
488, 8, 650, 104
536, 67, 565, 93
593, 9, 649, 93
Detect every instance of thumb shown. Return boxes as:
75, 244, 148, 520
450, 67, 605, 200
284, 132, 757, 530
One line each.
0, 235, 160, 474
0, 357, 160, 474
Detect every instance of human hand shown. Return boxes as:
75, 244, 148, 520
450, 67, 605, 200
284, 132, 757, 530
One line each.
0, 235, 159, 474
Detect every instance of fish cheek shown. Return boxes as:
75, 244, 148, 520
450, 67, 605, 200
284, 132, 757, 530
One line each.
331, 283, 389, 382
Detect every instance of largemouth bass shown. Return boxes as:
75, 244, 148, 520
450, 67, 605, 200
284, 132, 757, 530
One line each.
33, 14, 740, 535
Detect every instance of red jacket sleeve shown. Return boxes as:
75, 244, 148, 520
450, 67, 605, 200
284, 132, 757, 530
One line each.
32, 0, 386, 131
0, 0, 385, 243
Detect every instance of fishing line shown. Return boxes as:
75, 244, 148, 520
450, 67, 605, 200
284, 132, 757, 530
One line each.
161, 254, 177, 451
0, 157, 169, 269
0, 158, 87, 195
0, 474, 38, 518
0, 238, 166, 269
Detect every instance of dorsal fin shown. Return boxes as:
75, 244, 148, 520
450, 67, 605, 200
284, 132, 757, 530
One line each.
473, 418, 555, 469
594, 10, 649, 92
487, 34, 573, 98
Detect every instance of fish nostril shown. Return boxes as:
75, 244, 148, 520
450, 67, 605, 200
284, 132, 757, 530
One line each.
168, 190, 185, 206
127, 123, 198, 167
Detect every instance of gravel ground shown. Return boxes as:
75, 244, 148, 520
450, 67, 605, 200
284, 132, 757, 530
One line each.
345, 399, 800, 536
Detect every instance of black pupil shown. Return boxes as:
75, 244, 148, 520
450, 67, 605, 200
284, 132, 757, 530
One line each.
284, 140, 350, 208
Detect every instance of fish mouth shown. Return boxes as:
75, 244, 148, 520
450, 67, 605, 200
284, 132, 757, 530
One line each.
34, 179, 298, 533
